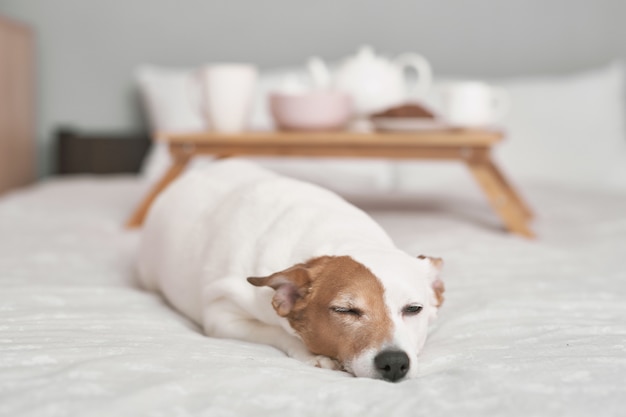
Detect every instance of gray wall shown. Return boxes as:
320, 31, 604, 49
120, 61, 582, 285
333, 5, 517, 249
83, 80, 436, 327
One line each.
0, 0, 624, 175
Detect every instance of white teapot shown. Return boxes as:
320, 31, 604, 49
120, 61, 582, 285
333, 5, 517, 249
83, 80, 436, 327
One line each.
308, 45, 433, 115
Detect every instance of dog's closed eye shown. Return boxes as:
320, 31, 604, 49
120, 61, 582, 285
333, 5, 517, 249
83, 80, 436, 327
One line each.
331, 306, 364, 318
402, 304, 423, 316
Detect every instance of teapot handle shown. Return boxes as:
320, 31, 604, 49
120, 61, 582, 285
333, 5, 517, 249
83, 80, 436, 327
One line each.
393, 53, 433, 98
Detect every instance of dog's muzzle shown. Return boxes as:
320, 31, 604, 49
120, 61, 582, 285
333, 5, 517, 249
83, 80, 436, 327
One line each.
374, 350, 410, 382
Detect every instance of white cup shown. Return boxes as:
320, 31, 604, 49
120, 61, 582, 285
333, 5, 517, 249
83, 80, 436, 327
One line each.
195, 64, 258, 132
439, 81, 509, 127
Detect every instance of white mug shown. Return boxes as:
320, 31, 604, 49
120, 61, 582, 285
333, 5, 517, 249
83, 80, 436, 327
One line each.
195, 64, 258, 132
439, 81, 509, 127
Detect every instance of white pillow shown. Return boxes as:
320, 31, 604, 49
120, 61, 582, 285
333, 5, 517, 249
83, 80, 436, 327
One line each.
136, 65, 393, 193
136, 66, 207, 132
496, 62, 626, 190
396, 62, 626, 192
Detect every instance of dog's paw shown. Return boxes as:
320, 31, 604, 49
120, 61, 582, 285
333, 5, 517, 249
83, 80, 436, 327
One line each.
307, 355, 342, 370
283, 342, 342, 370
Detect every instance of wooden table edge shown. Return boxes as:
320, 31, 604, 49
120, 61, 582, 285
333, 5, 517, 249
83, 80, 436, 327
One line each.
159, 129, 505, 147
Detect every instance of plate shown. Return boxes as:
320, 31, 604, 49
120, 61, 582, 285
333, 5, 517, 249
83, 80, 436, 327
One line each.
370, 117, 450, 132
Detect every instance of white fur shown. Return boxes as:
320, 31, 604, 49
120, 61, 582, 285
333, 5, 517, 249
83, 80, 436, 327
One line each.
137, 159, 438, 379
348, 249, 439, 379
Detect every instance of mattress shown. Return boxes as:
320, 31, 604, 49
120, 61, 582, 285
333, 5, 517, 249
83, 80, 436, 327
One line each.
1, 176, 625, 416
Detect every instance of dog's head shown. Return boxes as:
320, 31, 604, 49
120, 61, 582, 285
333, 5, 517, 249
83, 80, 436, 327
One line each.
247, 252, 444, 382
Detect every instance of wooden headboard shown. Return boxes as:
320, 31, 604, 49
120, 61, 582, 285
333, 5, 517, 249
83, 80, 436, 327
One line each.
56, 128, 151, 175
0, 15, 35, 195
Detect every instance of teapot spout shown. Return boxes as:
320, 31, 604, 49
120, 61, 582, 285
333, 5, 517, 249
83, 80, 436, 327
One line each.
307, 56, 332, 89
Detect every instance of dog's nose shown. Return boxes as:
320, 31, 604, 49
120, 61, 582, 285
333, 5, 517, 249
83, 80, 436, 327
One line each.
374, 350, 410, 382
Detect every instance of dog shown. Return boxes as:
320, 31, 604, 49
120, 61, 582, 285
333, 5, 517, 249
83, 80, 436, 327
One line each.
137, 159, 444, 382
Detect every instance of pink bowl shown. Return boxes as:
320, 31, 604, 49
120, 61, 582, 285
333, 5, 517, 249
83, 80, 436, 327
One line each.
269, 91, 353, 131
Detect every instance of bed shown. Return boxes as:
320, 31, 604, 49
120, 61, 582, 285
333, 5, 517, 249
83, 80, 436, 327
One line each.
1, 63, 626, 416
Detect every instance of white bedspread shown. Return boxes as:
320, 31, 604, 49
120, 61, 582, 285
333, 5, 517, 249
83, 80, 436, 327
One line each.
1, 176, 625, 417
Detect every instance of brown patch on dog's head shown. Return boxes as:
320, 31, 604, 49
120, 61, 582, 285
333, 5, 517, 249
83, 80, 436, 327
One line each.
247, 256, 393, 365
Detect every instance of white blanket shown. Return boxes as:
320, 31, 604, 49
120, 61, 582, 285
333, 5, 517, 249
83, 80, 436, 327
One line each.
1, 176, 625, 416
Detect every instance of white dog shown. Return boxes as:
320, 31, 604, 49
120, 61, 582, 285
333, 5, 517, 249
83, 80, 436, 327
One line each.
137, 160, 444, 382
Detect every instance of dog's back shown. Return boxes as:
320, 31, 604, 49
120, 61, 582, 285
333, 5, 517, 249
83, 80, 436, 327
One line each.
137, 159, 393, 324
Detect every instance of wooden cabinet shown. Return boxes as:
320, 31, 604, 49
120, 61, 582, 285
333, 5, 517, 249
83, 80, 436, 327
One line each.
0, 15, 35, 194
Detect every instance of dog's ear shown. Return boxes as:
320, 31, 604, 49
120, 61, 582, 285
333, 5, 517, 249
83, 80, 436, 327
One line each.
417, 255, 445, 308
247, 264, 312, 317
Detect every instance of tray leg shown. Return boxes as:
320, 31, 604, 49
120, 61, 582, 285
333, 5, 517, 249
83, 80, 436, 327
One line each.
466, 156, 535, 238
125, 152, 191, 229
483, 159, 534, 220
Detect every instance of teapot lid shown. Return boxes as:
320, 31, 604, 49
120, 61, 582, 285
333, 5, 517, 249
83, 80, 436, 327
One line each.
356, 45, 376, 61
